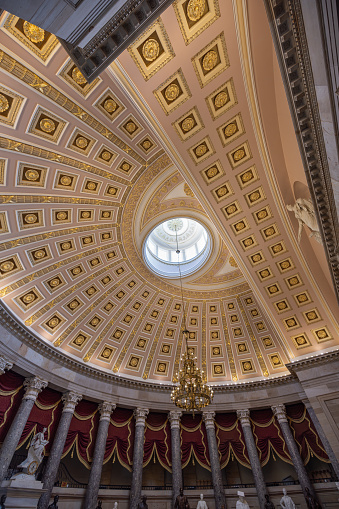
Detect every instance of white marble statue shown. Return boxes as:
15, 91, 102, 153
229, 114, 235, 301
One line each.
18, 427, 49, 475
113, 503, 118, 509
286, 198, 322, 244
196, 494, 208, 509
236, 491, 249, 509
280, 488, 295, 509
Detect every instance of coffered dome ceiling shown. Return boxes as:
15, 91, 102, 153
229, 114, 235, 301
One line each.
0, 1, 337, 388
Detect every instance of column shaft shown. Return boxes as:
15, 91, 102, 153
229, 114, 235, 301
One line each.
272, 405, 318, 503
0, 377, 48, 483
129, 408, 149, 509
84, 402, 115, 509
37, 392, 82, 509
203, 412, 226, 509
237, 410, 268, 509
169, 411, 182, 508
304, 401, 339, 479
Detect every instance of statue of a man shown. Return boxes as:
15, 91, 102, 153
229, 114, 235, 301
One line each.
196, 494, 208, 509
264, 494, 275, 509
18, 428, 49, 475
280, 488, 295, 509
236, 491, 249, 509
137, 495, 148, 509
286, 198, 322, 244
48, 495, 59, 509
95, 502, 102, 509
175, 488, 190, 509
113, 503, 118, 509
0, 495, 6, 509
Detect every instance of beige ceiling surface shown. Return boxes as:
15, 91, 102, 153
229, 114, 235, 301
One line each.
0, 1, 337, 386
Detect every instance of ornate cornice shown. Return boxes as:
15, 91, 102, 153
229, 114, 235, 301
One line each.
286, 349, 339, 373
264, 0, 339, 303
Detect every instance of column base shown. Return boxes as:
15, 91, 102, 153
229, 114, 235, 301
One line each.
1, 478, 47, 508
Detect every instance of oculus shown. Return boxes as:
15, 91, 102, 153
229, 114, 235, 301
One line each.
144, 218, 211, 278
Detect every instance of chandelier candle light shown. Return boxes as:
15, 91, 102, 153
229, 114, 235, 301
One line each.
170, 222, 213, 416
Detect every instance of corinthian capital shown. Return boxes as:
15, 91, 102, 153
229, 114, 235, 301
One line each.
62, 391, 82, 413
23, 377, 48, 401
202, 411, 216, 429
168, 410, 182, 429
236, 409, 251, 427
0, 355, 13, 375
99, 401, 116, 421
272, 404, 288, 423
134, 407, 149, 426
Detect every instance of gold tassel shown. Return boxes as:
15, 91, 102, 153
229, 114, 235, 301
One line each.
272, 451, 276, 461
71, 441, 76, 459
231, 451, 234, 461
153, 449, 156, 464
311, 450, 314, 457
192, 456, 195, 466
112, 451, 115, 463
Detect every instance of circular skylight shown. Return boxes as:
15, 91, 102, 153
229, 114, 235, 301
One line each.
143, 218, 211, 278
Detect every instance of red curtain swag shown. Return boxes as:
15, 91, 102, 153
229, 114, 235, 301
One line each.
104, 407, 134, 471
251, 409, 292, 466
0, 371, 24, 443
215, 413, 250, 468
180, 414, 210, 470
286, 403, 329, 464
143, 412, 171, 472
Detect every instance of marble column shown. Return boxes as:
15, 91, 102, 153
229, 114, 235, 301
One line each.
237, 409, 268, 509
168, 410, 182, 508
129, 408, 149, 509
37, 391, 82, 509
272, 404, 319, 503
203, 411, 226, 509
303, 399, 339, 480
84, 401, 115, 509
0, 376, 48, 483
0, 355, 13, 375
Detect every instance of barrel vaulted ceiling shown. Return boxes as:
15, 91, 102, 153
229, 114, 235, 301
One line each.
0, 0, 337, 387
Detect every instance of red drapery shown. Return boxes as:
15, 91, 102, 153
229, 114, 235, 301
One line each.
143, 412, 171, 472
104, 407, 134, 471
286, 403, 329, 464
0, 371, 24, 443
17, 387, 62, 454
215, 413, 250, 468
251, 409, 292, 466
62, 400, 99, 468
180, 414, 210, 470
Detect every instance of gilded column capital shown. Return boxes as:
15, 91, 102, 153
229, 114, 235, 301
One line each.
236, 409, 251, 427
168, 410, 182, 429
99, 401, 116, 421
62, 391, 82, 413
134, 407, 149, 426
272, 404, 288, 423
23, 376, 48, 401
202, 410, 216, 429
0, 355, 13, 375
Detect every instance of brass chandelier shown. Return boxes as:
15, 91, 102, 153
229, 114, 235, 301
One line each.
170, 223, 213, 415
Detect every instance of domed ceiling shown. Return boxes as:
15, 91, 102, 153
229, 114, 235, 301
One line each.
0, 1, 337, 388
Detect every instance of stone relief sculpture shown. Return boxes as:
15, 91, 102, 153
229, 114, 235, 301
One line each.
236, 491, 249, 509
17, 427, 49, 476
286, 198, 322, 244
280, 488, 295, 509
196, 494, 208, 509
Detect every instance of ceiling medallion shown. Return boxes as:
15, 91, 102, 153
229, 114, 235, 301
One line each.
142, 39, 160, 62
0, 94, 9, 113
25, 213, 38, 224
39, 118, 55, 133
170, 225, 213, 416
195, 144, 207, 156
125, 121, 137, 133
71, 67, 87, 85
104, 98, 117, 112
202, 50, 218, 71
165, 84, 180, 102
224, 123, 237, 137
25, 169, 39, 181
22, 22, 45, 44
187, 0, 206, 21
182, 117, 195, 132
214, 91, 228, 108
233, 148, 245, 161
0, 261, 14, 272
75, 136, 88, 148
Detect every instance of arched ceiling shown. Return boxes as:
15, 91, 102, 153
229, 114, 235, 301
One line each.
0, 0, 337, 388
